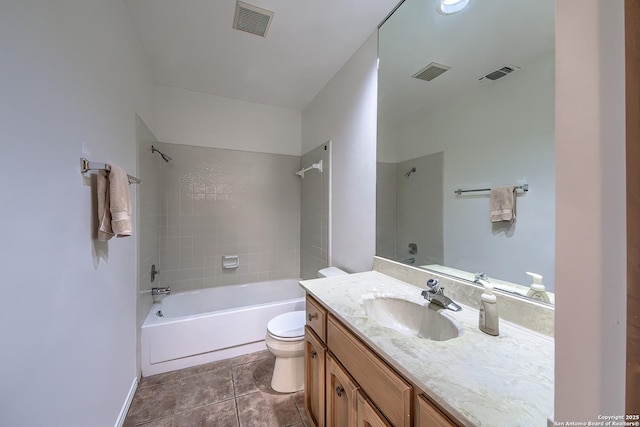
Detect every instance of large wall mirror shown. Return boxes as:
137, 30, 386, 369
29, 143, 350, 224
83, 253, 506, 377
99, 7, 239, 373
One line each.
376, 0, 555, 303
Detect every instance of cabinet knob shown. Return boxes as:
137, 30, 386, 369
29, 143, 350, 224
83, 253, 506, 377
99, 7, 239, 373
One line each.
336, 386, 345, 397
308, 312, 318, 322
310, 349, 317, 359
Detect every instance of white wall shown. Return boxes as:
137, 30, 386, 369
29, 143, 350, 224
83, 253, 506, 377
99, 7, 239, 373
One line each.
302, 33, 379, 273
154, 85, 301, 156
555, 0, 626, 421
0, 1, 154, 426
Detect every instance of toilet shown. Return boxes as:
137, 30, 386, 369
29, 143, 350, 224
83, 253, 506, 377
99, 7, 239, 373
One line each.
265, 267, 348, 393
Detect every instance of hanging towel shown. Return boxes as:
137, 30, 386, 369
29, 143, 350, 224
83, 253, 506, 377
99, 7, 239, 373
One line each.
97, 170, 113, 241
107, 164, 133, 237
489, 186, 516, 223
96, 165, 132, 240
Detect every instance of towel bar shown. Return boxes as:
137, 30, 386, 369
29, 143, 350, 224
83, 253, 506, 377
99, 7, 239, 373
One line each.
454, 183, 528, 195
80, 158, 141, 185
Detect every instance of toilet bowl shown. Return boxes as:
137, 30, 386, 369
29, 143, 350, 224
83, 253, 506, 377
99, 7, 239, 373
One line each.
265, 310, 306, 393
265, 267, 349, 393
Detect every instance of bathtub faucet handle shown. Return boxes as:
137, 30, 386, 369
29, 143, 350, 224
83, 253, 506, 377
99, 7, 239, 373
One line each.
151, 287, 171, 296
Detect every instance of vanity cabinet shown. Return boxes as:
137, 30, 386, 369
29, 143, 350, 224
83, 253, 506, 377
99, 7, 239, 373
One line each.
327, 316, 412, 427
416, 394, 457, 427
305, 326, 326, 427
326, 353, 359, 426
356, 391, 392, 427
306, 295, 327, 341
304, 294, 461, 427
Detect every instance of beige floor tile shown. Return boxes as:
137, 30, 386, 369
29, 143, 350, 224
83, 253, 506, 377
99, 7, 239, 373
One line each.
232, 356, 275, 397
176, 368, 234, 412
124, 351, 307, 427
124, 382, 177, 426
236, 390, 302, 427
175, 399, 238, 427
135, 416, 175, 427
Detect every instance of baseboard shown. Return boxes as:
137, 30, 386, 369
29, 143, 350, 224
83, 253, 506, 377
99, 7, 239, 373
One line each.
115, 376, 138, 427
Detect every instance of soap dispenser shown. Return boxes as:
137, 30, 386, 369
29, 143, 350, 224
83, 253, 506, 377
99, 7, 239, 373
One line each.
525, 272, 550, 303
478, 281, 499, 336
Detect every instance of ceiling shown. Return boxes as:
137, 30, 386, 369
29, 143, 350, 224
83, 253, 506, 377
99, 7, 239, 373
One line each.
125, 0, 401, 110
378, 0, 555, 126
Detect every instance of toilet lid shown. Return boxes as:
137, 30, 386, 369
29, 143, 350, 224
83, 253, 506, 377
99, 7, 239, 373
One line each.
267, 311, 305, 339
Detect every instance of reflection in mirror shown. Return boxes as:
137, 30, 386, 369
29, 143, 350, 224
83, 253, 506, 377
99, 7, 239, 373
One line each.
376, 0, 555, 303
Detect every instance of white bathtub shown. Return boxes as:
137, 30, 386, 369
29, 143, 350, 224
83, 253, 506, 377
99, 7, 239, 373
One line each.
141, 278, 305, 376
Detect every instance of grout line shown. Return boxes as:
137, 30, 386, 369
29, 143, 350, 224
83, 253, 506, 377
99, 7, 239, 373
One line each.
231, 364, 242, 427
172, 396, 237, 417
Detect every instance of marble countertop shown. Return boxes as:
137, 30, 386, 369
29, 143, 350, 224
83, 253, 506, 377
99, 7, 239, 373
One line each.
299, 271, 554, 427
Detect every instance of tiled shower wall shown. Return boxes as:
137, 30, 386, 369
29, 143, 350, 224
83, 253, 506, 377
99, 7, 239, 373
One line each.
157, 143, 301, 293
376, 162, 397, 261
300, 142, 331, 279
136, 117, 161, 373
396, 152, 444, 266
136, 116, 160, 327
376, 152, 444, 267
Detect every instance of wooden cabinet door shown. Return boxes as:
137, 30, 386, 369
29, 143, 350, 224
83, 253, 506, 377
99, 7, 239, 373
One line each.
305, 327, 326, 427
328, 316, 412, 426
356, 391, 391, 427
326, 353, 359, 427
416, 394, 458, 427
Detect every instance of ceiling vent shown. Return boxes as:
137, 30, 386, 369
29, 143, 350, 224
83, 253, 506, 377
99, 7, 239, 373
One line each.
479, 64, 521, 81
411, 62, 452, 82
233, 1, 274, 38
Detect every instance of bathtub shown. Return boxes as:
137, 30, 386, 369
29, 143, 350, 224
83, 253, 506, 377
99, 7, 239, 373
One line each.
141, 278, 305, 376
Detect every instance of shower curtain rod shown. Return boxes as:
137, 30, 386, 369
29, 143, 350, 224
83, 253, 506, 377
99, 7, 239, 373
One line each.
80, 158, 141, 185
295, 159, 323, 178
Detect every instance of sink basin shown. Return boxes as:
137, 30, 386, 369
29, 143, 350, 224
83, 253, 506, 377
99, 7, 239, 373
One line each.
362, 297, 461, 341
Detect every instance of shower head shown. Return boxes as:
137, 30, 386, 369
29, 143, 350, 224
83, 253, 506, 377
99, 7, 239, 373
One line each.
152, 145, 172, 163
404, 167, 416, 178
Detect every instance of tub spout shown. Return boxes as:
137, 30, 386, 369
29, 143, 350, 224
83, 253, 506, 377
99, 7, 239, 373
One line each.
151, 287, 171, 296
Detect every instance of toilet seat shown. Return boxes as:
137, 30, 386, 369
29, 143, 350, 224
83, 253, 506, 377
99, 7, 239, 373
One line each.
267, 311, 305, 341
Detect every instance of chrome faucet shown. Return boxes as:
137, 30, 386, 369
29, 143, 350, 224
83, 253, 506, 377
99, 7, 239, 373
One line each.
151, 286, 171, 296
474, 272, 488, 283
421, 279, 462, 312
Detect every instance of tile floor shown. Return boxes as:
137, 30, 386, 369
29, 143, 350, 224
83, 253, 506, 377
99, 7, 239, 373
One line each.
124, 350, 309, 427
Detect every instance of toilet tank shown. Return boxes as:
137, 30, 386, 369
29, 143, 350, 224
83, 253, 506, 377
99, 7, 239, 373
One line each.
318, 267, 348, 278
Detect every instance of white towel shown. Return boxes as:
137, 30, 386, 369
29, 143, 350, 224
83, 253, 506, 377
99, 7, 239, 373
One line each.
108, 164, 133, 237
96, 165, 132, 240
97, 170, 113, 241
489, 186, 516, 223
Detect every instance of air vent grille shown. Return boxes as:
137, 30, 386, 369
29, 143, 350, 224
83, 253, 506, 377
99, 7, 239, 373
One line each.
412, 62, 452, 82
233, 1, 274, 38
480, 64, 520, 81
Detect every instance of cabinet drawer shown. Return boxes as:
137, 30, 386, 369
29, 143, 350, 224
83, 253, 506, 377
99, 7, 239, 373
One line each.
327, 315, 411, 427
416, 394, 458, 427
306, 295, 327, 342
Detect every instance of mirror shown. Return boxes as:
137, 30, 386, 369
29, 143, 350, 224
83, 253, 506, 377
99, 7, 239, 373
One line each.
376, 0, 555, 303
